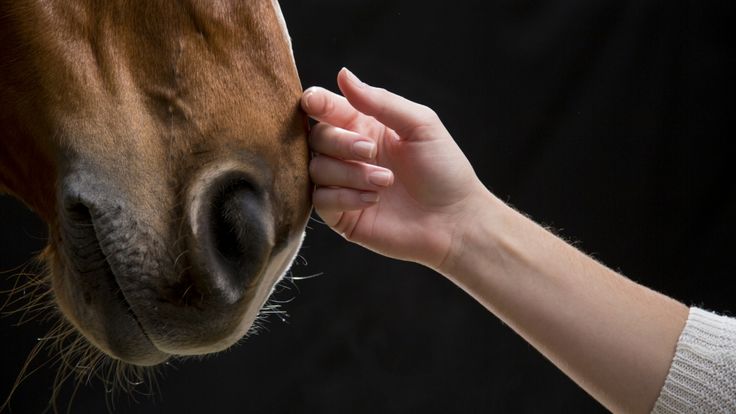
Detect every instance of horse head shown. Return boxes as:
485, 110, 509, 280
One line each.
0, 0, 310, 367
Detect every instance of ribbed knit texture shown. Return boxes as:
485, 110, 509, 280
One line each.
651, 307, 736, 413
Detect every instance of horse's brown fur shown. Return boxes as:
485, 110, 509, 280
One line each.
0, 0, 310, 369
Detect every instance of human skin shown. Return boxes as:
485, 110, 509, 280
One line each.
303, 68, 689, 414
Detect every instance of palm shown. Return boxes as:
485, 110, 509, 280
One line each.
331, 115, 477, 265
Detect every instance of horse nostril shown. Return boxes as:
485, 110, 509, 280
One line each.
66, 202, 93, 224
197, 175, 273, 305
212, 180, 258, 268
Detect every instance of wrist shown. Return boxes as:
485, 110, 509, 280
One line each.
434, 185, 505, 277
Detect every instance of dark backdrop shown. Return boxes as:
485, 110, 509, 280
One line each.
2, 1, 734, 412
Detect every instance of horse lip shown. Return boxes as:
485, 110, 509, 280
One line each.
105, 258, 157, 348
60, 202, 169, 365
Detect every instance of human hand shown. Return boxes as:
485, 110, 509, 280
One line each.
302, 68, 492, 270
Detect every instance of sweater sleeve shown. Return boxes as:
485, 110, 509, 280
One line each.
651, 307, 736, 414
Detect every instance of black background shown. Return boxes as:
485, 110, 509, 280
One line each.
2, 0, 734, 412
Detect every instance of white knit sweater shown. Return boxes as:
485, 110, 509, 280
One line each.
651, 307, 736, 413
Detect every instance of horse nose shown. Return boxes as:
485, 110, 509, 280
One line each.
190, 172, 274, 305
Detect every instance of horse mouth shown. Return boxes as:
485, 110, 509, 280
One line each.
60, 202, 169, 366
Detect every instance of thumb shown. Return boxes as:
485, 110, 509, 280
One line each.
336, 68, 441, 140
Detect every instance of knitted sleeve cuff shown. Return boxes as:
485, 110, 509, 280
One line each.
651, 307, 736, 414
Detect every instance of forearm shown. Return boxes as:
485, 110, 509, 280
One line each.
438, 191, 688, 414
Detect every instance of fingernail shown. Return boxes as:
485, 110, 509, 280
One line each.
368, 170, 393, 187
360, 192, 380, 203
303, 89, 316, 111
353, 141, 376, 160
343, 68, 366, 88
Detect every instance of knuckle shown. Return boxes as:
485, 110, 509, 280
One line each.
374, 86, 390, 96
361, 165, 374, 186
330, 127, 347, 150
340, 133, 356, 156
322, 94, 336, 116
418, 105, 439, 122
372, 88, 390, 112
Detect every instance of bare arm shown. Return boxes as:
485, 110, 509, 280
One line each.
442, 192, 688, 413
303, 68, 688, 414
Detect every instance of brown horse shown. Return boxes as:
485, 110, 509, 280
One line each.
0, 0, 310, 377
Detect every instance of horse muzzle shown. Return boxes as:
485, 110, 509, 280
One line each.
54, 160, 300, 366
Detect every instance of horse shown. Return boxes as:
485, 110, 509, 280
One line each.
0, 0, 311, 387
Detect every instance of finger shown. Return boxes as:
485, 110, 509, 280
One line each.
302, 86, 366, 129
313, 187, 380, 214
309, 123, 377, 162
337, 68, 442, 140
309, 155, 394, 190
